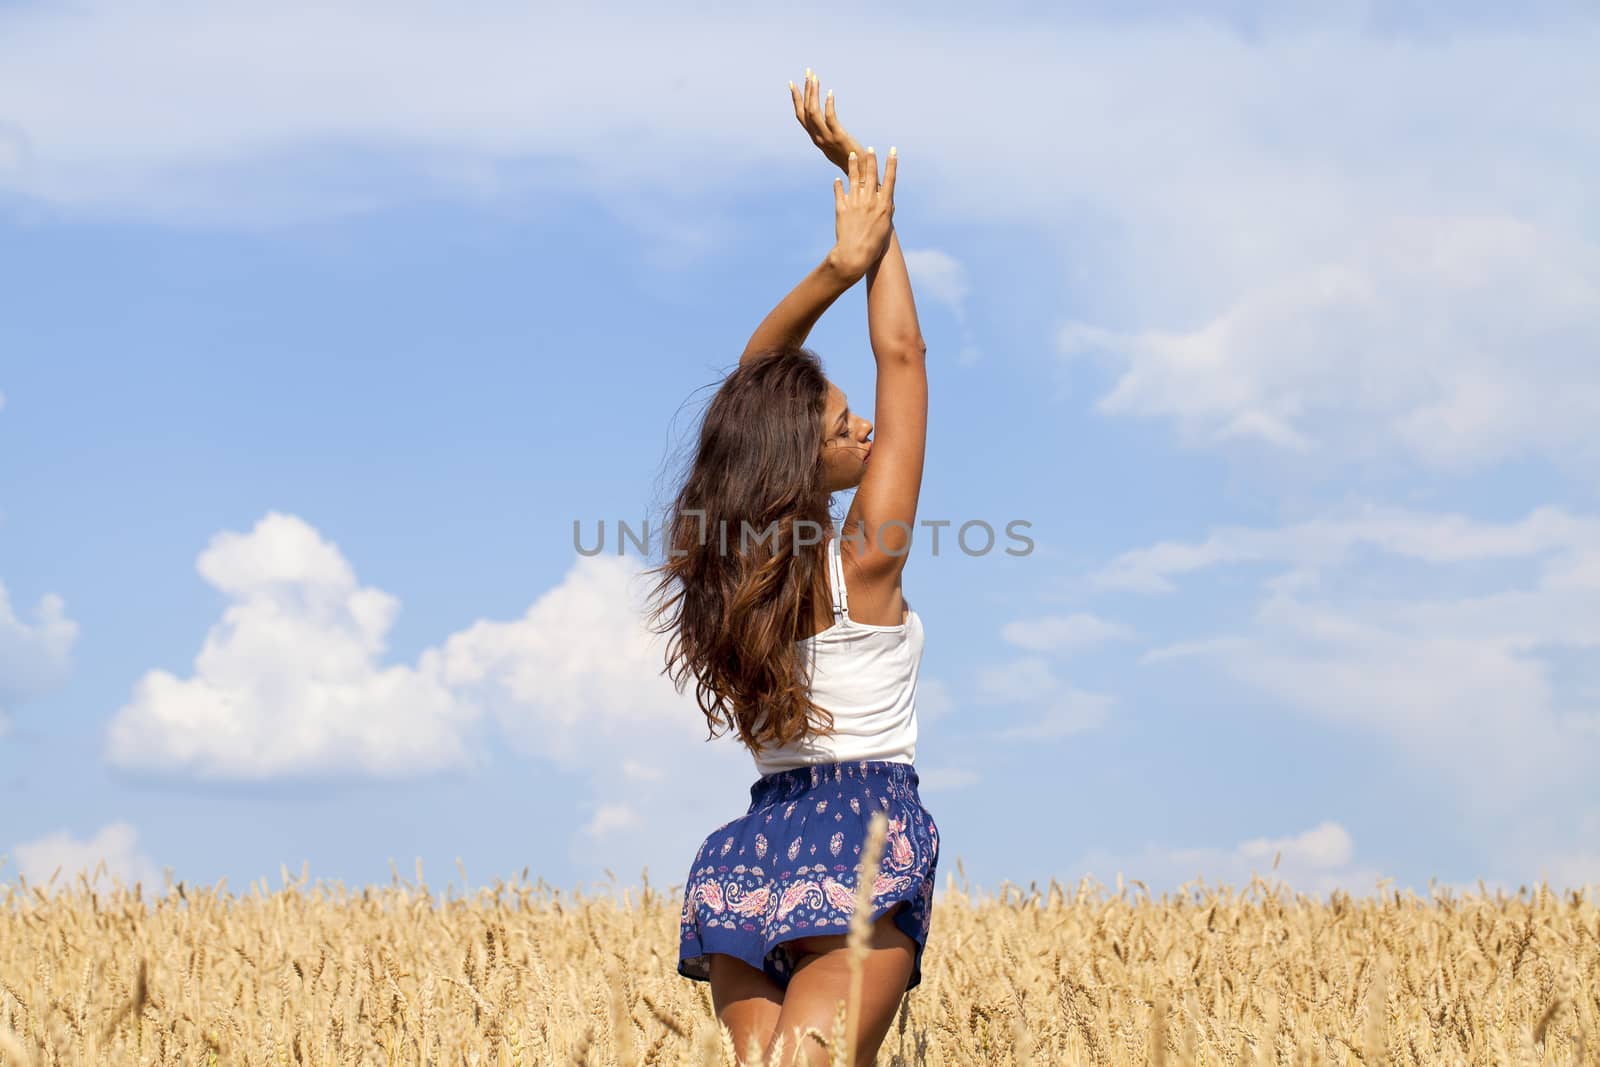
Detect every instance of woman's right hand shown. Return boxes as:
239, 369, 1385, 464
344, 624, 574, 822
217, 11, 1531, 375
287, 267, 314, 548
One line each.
830, 147, 897, 282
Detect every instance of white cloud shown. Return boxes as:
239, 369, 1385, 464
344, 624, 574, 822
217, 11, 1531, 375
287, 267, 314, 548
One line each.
583, 804, 641, 839
104, 512, 479, 780
1535, 811, 1600, 890
0, 6, 1592, 466
98, 511, 760, 886
1066, 502, 1600, 889
917, 676, 955, 722
1543, 857, 1600, 890
902, 248, 969, 323
0, 580, 79, 732
430, 551, 765, 882
621, 759, 665, 783
975, 657, 1059, 703
1001, 612, 1134, 652
1063, 216, 1600, 470
975, 657, 1112, 739
1236, 821, 1354, 870
1172, 597, 1567, 780
902, 247, 984, 364
0, 386, 79, 735
433, 552, 714, 765
1077, 821, 1380, 898
1094, 504, 1600, 594
5, 822, 162, 894
916, 766, 980, 792
102, 510, 732, 780
998, 692, 1112, 740
1101, 504, 1600, 799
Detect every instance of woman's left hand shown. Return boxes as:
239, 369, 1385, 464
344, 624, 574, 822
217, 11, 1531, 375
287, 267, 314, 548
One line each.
790, 69, 865, 174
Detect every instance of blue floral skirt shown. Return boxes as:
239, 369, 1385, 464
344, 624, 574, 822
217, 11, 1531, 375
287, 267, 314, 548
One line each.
678, 760, 940, 992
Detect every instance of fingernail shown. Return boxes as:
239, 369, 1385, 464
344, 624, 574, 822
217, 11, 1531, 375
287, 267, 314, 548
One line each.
849, 152, 856, 159
826, 89, 833, 99
867, 146, 874, 154
890, 146, 897, 156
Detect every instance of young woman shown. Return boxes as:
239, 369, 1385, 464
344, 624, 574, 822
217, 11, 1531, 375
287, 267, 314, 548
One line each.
646, 72, 936, 1066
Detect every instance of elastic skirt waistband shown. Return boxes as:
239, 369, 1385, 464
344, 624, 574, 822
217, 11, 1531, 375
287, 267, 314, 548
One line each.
749, 759, 921, 811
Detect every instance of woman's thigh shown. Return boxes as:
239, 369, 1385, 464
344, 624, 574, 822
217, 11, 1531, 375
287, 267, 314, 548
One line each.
766, 905, 916, 1066
708, 954, 785, 1064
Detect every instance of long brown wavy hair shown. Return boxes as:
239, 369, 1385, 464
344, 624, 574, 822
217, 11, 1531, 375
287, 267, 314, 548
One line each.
643, 345, 841, 756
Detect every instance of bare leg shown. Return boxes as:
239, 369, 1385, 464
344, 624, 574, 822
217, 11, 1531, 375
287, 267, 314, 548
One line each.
764, 904, 916, 1067
708, 954, 785, 1064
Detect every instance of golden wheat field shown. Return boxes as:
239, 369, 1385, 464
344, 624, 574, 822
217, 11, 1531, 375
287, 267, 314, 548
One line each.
2, 837, 1597, 1067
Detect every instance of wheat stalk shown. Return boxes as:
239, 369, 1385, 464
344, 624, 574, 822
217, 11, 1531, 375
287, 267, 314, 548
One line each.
841, 809, 889, 1067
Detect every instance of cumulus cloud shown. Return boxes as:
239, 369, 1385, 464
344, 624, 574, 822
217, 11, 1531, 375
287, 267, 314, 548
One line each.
428, 543, 760, 881
0, 581, 79, 734
103, 510, 734, 780
104, 512, 479, 780
434, 551, 714, 766
101, 511, 756, 884
1077, 821, 1380, 898
428, 547, 763, 880
5, 822, 162, 893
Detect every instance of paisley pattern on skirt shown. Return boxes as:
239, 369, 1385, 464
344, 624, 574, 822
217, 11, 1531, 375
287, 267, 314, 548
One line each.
678, 760, 940, 992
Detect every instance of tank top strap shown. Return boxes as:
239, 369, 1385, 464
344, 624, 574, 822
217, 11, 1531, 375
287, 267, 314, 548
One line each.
827, 533, 849, 621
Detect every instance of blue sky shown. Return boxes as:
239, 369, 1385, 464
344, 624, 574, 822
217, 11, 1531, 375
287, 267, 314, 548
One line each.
2, 0, 1598, 902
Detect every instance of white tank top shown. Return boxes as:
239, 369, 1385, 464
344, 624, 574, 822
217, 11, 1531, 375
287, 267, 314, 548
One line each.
751, 533, 925, 775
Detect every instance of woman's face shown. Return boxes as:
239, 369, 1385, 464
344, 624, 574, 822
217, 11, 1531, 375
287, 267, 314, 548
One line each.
820, 380, 873, 492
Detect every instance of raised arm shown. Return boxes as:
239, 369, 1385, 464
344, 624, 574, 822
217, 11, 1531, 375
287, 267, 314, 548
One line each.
738, 253, 855, 368
739, 70, 873, 368
786, 71, 927, 574
843, 154, 927, 576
